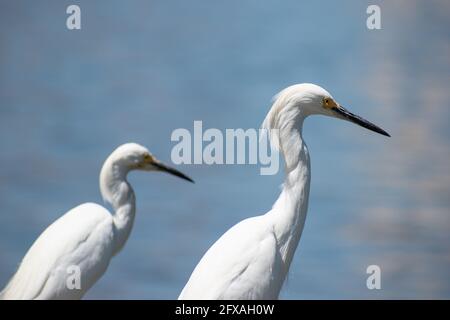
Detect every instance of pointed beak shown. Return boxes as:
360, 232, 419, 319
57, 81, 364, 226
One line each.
332, 105, 390, 137
152, 160, 194, 183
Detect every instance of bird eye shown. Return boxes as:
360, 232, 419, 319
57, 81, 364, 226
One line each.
324, 99, 329, 105
143, 153, 153, 162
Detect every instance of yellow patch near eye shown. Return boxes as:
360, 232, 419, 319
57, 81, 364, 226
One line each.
323, 98, 338, 109
143, 153, 154, 163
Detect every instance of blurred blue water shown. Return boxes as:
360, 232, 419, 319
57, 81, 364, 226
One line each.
0, 0, 449, 299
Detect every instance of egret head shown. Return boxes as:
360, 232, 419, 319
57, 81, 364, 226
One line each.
108, 143, 194, 183
265, 83, 390, 137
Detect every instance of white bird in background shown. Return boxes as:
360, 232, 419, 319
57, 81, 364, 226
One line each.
0, 143, 193, 300
179, 83, 389, 299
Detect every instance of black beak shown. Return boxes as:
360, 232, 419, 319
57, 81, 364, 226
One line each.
332, 106, 390, 137
152, 161, 194, 183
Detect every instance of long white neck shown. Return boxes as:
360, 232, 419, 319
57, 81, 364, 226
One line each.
99, 157, 136, 256
266, 107, 311, 275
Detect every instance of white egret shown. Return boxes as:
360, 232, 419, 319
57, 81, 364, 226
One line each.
179, 83, 389, 299
1, 143, 193, 300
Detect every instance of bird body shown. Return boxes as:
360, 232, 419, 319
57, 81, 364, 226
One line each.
179, 216, 290, 299
1, 143, 193, 300
1, 203, 114, 299
179, 84, 388, 300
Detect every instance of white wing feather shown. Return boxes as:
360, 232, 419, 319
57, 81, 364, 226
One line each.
1, 203, 114, 300
179, 214, 284, 300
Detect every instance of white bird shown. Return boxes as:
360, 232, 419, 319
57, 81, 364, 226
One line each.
179, 83, 389, 299
1, 143, 193, 300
